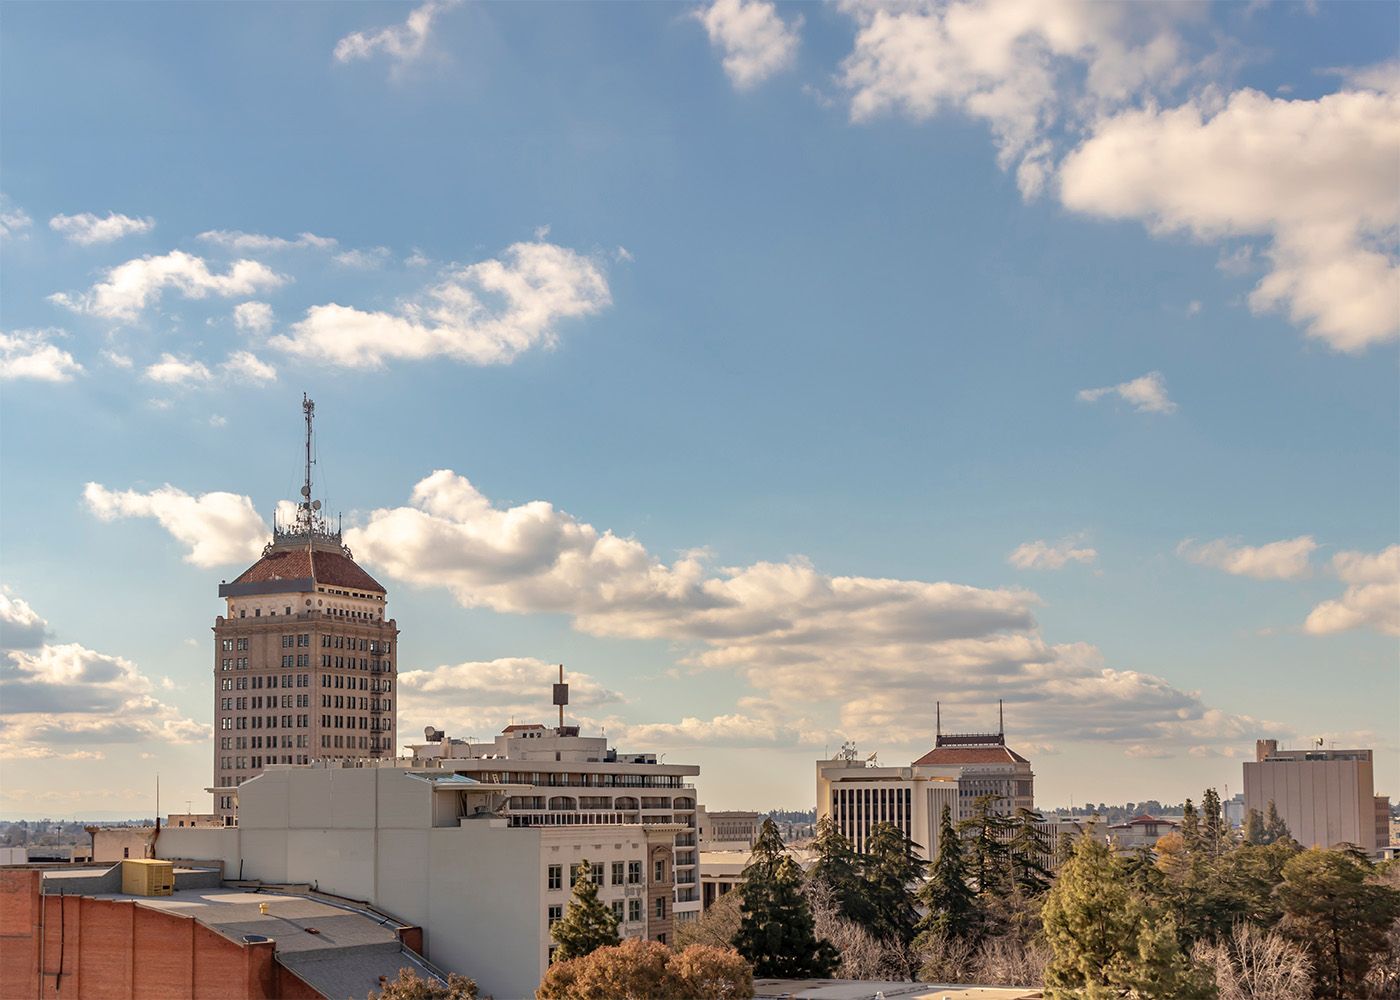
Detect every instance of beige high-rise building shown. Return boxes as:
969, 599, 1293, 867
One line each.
1244, 739, 1380, 855
211, 396, 397, 823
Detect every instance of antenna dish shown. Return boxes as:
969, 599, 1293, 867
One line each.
311, 500, 321, 511
300, 485, 311, 498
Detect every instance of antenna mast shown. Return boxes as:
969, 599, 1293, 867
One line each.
999, 699, 1004, 736
300, 394, 315, 532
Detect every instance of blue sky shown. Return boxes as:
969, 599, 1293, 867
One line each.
1, 0, 1396, 819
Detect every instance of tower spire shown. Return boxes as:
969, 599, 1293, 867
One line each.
300, 393, 315, 533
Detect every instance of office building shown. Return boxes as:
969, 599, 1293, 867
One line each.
212, 396, 397, 822
816, 706, 1035, 861
697, 808, 760, 849
1244, 739, 1383, 855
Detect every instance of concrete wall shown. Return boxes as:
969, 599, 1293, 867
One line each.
1244, 757, 1376, 853
156, 828, 242, 878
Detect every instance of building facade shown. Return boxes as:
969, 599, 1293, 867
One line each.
408, 721, 702, 924
816, 721, 1036, 862
1244, 739, 1382, 855
211, 397, 397, 822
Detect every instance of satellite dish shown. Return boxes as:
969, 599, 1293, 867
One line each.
311, 500, 321, 511
300, 485, 311, 497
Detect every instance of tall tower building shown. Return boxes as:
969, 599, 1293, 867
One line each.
211, 395, 397, 823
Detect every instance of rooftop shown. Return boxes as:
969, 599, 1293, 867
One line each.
913, 744, 1030, 766
224, 544, 386, 595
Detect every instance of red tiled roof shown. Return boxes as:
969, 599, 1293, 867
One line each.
912, 745, 1030, 766
231, 547, 386, 594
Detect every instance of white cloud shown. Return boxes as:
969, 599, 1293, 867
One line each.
220, 350, 277, 383
101, 350, 134, 369
1059, 83, 1400, 352
82, 482, 268, 568
693, 0, 802, 90
0, 329, 83, 382
50, 251, 286, 321
343, 469, 1267, 752
839, 0, 1193, 196
233, 301, 275, 333
0, 195, 31, 240
0, 594, 204, 758
1305, 545, 1399, 637
1077, 371, 1176, 413
197, 230, 337, 252
209, 414, 228, 428
1009, 537, 1097, 570
1176, 535, 1317, 581
334, 0, 460, 67
620, 712, 814, 750
143, 353, 212, 386
48, 211, 154, 246
269, 239, 610, 368
334, 247, 391, 269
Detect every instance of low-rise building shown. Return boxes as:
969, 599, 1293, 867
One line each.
698, 808, 760, 850
1106, 814, 1180, 852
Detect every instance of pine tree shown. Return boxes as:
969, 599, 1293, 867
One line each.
1242, 808, 1264, 846
957, 794, 1014, 895
1200, 788, 1224, 858
808, 817, 874, 926
1042, 832, 1213, 999
733, 819, 838, 978
1263, 800, 1291, 845
550, 859, 619, 961
916, 804, 979, 942
1180, 798, 1200, 852
1007, 807, 1053, 896
861, 821, 924, 947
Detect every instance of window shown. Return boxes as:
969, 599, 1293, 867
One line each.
628, 899, 641, 923
654, 859, 666, 883
237, 638, 248, 651
222, 639, 234, 651
592, 862, 605, 884
628, 861, 642, 885
655, 897, 666, 920
548, 904, 563, 926
570, 864, 580, 887
611, 861, 624, 885
656, 932, 666, 945
548, 864, 562, 890
611, 900, 623, 922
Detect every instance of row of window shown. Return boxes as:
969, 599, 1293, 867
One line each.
221, 639, 250, 652
221, 695, 311, 710
319, 714, 391, 731
320, 735, 389, 750
222, 735, 312, 750
218, 715, 311, 730
281, 634, 312, 648
221, 674, 312, 690
320, 635, 391, 653
545, 859, 667, 891
322, 695, 393, 711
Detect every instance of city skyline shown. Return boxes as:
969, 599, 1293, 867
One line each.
1, 0, 1397, 819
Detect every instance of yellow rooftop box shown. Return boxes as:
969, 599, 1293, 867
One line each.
121, 859, 174, 896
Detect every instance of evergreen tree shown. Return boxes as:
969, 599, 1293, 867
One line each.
551, 859, 619, 961
1007, 807, 1053, 896
956, 794, 1014, 895
1263, 800, 1291, 845
1242, 807, 1264, 846
808, 817, 874, 926
1180, 798, 1200, 852
1276, 847, 1400, 997
1200, 788, 1224, 858
1042, 832, 1213, 999
861, 821, 924, 947
733, 819, 838, 978
916, 804, 979, 943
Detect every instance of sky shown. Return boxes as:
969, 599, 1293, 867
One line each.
0, 0, 1396, 821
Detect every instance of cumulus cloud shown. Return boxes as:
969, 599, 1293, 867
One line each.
693, 0, 802, 90
1305, 544, 1400, 637
1176, 535, 1317, 581
0, 196, 31, 240
144, 353, 211, 386
334, 0, 460, 67
0, 593, 204, 759
1009, 537, 1097, 570
839, 0, 1193, 196
233, 301, 275, 333
0, 329, 83, 382
269, 239, 610, 368
83, 482, 268, 568
1059, 83, 1400, 352
48, 211, 154, 246
344, 469, 1266, 753
198, 230, 337, 252
397, 657, 626, 740
49, 251, 286, 321
1077, 371, 1176, 413
334, 247, 392, 269
221, 350, 277, 383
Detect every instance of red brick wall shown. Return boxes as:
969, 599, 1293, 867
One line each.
0, 870, 283, 1000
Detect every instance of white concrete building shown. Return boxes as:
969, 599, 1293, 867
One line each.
157, 764, 683, 999
816, 717, 1036, 862
406, 720, 702, 923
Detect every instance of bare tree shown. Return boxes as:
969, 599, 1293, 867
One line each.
971, 934, 1049, 987
1191, 923, 1312, 1000
806, 878, 913, 980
